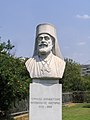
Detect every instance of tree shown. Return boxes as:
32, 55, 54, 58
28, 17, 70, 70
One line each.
0, 40, 30, 119
81, 75, 90, 91
62, 58, 84, 92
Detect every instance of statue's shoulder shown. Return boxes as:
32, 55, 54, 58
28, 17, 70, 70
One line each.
25, 55, 39, 74
25, 57, 33, 65
25, 55, 38, 66
52, 54, 66, 66
53, 54, 64, 61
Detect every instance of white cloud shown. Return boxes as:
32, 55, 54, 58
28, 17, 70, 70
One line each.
77, 42, 86, 46
76, 14, 90, 19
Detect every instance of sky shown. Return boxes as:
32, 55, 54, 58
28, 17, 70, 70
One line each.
0, 0, 90, 64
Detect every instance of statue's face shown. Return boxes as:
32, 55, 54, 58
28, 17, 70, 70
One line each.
37, 33, 53, 55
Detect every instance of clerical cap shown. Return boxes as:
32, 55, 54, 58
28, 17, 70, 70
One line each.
33, 23, 64, 59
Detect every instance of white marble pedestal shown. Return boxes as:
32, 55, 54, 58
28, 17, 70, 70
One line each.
29, 80, 62, 120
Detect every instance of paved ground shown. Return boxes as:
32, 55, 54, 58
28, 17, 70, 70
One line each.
13, 113, 29, 120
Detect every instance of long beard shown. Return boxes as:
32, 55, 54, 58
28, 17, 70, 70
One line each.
38, 45, 53, 55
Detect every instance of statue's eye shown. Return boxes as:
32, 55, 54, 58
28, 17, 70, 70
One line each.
44, 36, 50, 40
37, 36, 50, 41
37, 37, 43, 41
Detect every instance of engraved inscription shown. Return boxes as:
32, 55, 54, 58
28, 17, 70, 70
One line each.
31, 97, 60, 109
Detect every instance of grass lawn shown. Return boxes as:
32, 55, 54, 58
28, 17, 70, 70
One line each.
62, 103, 90, 120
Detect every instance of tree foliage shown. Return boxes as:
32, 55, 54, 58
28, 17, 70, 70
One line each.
81, 75, 90, 91
0, 39, 30, 119
62, 58, 84, 92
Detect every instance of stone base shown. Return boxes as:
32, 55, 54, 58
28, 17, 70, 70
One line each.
29, 80, 62, 120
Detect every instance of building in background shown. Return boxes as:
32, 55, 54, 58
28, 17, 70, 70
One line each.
81, 64, 90, 76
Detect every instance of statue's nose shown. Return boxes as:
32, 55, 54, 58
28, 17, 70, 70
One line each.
41, 41, 45, 44
41, 38, 46, 42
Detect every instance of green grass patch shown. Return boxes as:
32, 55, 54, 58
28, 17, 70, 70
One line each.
63, 103, 90, 120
